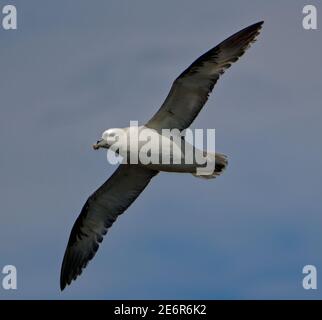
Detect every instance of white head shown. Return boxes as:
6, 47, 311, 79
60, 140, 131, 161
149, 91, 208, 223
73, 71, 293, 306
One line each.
93, 128, 123, 150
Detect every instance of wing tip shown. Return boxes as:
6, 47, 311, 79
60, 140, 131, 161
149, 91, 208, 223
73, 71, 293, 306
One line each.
240, 20, 264, 38
60, 261, 69, 291
248, 20, 264, 30
225, 20, 264, 53
234, 20, 264, 40
60, 281, 66, 291
60, 269, 69, 291
255, 20, 264, 26
59, 239, 100, 291
250, 20, 264, 37
59, 257, 81, 291
253, 21, 264, 35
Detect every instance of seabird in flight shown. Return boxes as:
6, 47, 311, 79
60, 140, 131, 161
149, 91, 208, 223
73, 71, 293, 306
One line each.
60, 21, 264, 290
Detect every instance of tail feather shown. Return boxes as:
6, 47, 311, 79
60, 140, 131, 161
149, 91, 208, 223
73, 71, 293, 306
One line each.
192, 153, 228, 179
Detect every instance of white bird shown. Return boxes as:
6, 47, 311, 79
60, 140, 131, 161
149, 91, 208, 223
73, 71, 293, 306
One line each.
60, 21, 263, 290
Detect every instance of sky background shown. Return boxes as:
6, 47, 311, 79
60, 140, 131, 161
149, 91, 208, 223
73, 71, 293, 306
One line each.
0, 0, 321, 299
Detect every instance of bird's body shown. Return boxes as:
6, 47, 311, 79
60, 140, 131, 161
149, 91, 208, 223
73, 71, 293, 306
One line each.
103, 125, 226, 176
60, 21, 264, 290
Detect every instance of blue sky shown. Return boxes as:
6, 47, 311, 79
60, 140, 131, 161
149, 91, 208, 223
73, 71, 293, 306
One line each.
0, 0, 322, 299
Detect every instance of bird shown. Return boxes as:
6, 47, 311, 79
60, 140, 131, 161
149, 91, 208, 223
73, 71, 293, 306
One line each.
60, 21, 264, 290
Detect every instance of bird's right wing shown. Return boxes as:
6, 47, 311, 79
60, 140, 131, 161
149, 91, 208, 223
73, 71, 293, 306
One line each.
60, 164, 158, 290
146, 21, 263, 131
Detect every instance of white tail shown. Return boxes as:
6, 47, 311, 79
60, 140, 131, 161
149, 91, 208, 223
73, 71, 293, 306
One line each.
192, 153, 228, 179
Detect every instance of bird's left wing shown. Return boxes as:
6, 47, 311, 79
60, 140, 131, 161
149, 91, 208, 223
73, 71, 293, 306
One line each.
60, 164, 158, 290
146, 21, 263, 131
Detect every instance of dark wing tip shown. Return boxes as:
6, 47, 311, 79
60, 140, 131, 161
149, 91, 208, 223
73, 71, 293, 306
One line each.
214, 20, 264, 63
244, 21, 264, 31
179, 20, 264, 78
248, 20, 264, 38
226, 20, 264, 45
60, 238, 100, 291
59, 253, 85, 291
59, 215, 99, 291
60, 253, 74, 291
60, 278, 66, 291
60, 251, 72, 291
254, 20, 264, 26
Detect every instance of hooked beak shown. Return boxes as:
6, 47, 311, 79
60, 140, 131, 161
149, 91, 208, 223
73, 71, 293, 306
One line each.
92, 139, 106, 150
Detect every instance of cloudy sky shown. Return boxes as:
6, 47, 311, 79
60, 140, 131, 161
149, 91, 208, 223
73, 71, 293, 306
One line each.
0, 0, 321, 299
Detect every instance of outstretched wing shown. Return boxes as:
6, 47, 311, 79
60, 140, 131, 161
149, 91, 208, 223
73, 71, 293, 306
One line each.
60, 165, 158, 290
146, 21, 263, 131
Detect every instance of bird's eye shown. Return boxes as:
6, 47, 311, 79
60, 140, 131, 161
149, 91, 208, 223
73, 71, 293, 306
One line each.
109, 133, 116, 138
